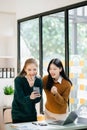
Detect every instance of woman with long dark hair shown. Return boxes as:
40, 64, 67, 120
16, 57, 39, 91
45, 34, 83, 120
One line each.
42, 58, 72, 120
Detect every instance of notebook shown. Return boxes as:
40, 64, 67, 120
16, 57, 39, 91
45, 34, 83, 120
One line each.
48, 111, 78, 126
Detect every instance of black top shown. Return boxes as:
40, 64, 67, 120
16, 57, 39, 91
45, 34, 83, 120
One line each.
11, 76, 42, 123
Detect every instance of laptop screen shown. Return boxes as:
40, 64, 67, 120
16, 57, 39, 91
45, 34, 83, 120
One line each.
48, 111, 78, 125
63, 111, 78, 125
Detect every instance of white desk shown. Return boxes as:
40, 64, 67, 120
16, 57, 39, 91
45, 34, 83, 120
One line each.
5, 121, 87, 130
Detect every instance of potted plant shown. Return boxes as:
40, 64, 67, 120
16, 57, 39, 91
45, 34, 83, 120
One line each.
4, 85, 14, 95
3, 85, 14, 107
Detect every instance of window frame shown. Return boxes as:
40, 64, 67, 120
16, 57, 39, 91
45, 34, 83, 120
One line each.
17, 1, 87, 113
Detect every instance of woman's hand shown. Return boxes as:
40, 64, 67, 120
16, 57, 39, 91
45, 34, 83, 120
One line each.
30, 91, 41, 99
27, 76, 35, 87
51, 86, 58, 95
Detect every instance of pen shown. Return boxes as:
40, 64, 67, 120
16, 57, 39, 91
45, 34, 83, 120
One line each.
32, 122, 48, 126
32, 122, 37, 125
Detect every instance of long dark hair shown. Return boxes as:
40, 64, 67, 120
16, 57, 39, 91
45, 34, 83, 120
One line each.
46, 58, 72, 90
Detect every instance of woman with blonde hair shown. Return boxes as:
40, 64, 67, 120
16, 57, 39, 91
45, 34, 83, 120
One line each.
12, 58, 42, 123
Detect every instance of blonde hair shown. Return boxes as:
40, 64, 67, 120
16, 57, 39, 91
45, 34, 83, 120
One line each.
19, 58, 38, 76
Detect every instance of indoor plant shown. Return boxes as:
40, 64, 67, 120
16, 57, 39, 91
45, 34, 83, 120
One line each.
3, 85, 14, 107
4, 85, 14, 95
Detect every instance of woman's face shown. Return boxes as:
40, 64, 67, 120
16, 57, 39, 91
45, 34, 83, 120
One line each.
25, 63, 37, 77
49, 63, 62, 80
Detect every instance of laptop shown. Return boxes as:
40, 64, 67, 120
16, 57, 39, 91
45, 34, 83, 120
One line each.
48, 111, 78, 126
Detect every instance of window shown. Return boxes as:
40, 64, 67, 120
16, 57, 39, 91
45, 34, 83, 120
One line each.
43, 12, 65, 75
69, 5, 87, 110
19, 18, 39, 71
18, 1, 87, 113
42, 12, 65, 110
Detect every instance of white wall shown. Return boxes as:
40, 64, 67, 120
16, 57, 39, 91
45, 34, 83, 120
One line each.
0, 0, 16, 106
0, 1, 16, 58
0, 12, 17, 106
0, 0, 85, 19
0, 0, 16, 13
0, 13, 16, 57
16, 0, 85, 19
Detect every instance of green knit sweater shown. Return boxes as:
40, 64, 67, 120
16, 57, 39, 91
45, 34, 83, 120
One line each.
11, 76, 42, 122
